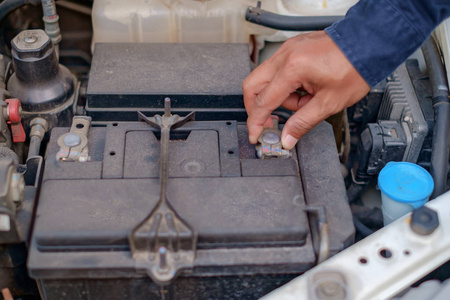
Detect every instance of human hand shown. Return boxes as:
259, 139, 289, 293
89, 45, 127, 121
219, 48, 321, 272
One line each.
242, 31, 371, 150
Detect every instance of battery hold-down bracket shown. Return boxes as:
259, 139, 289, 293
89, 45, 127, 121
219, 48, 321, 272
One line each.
129, 98, 197, 285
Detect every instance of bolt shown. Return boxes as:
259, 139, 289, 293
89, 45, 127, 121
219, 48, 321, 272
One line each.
63, 134, 81, 147
30, 117, 49, 130
281, 149, 292, 158
164, 98, 171, 117
410, 206, 439, 236
24, 36, 37, 44
256, 147, 262, 159
262, 131, 280, 145
158, 246, 168, 270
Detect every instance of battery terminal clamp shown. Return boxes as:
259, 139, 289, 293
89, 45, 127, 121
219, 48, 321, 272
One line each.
255, 119, 292, 159
56, 116, 91, 162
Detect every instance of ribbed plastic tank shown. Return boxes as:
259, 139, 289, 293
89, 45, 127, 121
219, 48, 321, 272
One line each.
91, 0, 357, 47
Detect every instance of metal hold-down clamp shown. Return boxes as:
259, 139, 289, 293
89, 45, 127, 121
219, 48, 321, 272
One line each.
56, 116, 91, 162
255, 119, 292, 159
129, 98, 197, 285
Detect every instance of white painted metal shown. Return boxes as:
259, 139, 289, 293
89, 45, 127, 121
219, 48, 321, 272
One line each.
262, 190, 450, 300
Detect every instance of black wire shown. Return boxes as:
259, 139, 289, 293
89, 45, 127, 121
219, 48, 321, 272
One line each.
245, 5, 343, 31
421, 37, 450, 199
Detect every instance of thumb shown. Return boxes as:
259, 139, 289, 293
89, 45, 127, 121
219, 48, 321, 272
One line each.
281, 97, 329, 149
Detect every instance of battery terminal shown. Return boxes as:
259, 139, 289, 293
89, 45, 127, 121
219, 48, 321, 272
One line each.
255, 119, 292, 159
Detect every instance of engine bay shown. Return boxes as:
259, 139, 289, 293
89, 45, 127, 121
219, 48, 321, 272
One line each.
0, 1, 449, 299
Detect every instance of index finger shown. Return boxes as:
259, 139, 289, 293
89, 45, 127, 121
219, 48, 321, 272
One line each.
247, 68, 301, 143
242, 58, 280, 115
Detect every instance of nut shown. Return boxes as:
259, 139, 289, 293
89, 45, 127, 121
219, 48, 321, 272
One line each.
30, 117, 49, 139
410, 206, 439, 236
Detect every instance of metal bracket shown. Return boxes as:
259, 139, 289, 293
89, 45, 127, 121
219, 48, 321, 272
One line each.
129, 98, 197, 285
56, 116, 91, 162
305, 205, 330, 265
255, 119, 292, 159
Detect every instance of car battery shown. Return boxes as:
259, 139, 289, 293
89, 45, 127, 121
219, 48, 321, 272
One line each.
28, 113, 354, 299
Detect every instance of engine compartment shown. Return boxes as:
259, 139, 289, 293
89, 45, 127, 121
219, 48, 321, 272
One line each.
0, 1, 449, 299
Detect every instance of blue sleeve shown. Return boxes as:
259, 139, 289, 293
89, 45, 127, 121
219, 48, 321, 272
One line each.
325, 0, 450, 88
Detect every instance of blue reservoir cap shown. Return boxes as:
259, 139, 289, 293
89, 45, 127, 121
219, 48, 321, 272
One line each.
378, 162, 434, 203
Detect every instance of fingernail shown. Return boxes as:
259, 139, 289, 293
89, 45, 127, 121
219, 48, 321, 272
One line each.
249, 135, 258, 144
282, 134, 298, 150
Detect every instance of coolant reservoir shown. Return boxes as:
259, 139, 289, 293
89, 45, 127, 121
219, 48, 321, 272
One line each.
280, 0, 358, 15
92, 0, 357, 48
172, 0, 248, 43
92, 0, 172, 44
92, 0, 252, 46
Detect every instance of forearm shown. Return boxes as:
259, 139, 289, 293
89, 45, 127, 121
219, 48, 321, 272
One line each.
325, 0, 450, 87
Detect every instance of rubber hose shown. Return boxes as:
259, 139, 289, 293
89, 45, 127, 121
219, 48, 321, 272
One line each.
0, 0, 42, 23
245, 5, 343, 31
347, 182, 366, 203
421, 37, 450, 199
347, 128, 373, 203
0, 0, 42, 55
28, 135, 42, 158
353, 215, 374, 237
0, 146, 19, 168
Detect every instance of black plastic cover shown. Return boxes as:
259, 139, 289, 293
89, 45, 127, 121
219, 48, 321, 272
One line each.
86, 44, 251, 121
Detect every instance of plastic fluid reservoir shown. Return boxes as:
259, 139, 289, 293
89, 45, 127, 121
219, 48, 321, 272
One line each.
92, 0, 358, 47
279, 0, 358, 15
92, 0, 249, 46
378, 162, 434, 226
